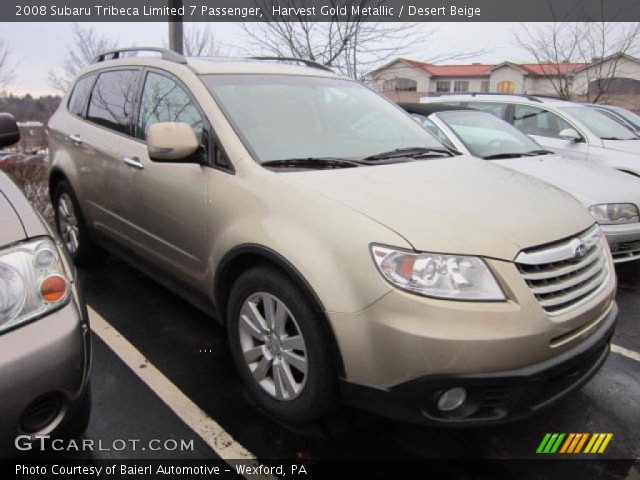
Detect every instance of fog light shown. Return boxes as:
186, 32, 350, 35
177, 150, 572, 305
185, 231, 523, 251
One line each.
437, 387, 467, 412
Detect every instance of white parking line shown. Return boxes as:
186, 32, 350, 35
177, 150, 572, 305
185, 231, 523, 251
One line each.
611, 343, 640, 363
88, 306, 257, 462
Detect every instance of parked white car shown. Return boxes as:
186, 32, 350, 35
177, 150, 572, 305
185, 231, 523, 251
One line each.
401, 103, 640, 263
420, 94, 640, 178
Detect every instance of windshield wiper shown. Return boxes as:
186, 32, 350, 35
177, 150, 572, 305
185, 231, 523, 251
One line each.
483, 152, 528, 159
525, 149, 554, 155
261, 157, 360, 169
362, 146, 452, 161
484, 150, 552, 159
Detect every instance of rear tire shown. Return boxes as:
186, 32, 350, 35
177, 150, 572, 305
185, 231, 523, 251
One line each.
227, 265, 338, 424
52, 180, 107, 266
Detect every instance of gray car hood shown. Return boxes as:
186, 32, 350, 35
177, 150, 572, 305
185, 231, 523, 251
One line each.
493, 154, 640, 208
284, 156, 594, 261
0, 171, 47, 244
602, 139, 640, 155
0, 189, 26, 245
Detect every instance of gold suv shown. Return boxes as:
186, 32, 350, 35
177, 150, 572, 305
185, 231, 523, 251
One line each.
48, 48, 618, 426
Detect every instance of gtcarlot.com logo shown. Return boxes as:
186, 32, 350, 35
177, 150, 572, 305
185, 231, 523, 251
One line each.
536, 433, 613, 454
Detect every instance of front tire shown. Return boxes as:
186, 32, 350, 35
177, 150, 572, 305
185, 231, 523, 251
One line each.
58, 382, 92, 439
52, 180, 106, 266
227, 266, 337, 424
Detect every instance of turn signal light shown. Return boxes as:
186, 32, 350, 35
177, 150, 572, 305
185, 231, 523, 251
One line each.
39, 275, 69, 303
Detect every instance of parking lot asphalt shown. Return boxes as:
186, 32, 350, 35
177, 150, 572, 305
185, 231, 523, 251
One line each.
25, 256, 640, 467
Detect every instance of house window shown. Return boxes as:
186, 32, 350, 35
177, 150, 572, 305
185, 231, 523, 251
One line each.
480, 81, 490, 92
382, 77, 417, 92
454, 81, 469, 93
396, 78, 417, 91
497, 81, 516, 93
436, 81, 451, 93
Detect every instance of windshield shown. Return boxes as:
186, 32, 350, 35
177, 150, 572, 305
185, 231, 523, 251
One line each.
608, 106, 640, 127
560, 106, 638, 140
201, 74, 444, 163
436, 110, 542, 158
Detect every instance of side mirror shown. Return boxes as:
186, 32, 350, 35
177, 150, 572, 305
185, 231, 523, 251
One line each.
147, 122, 199, 162
559, 128, 581, 142
0, 113, 20, 149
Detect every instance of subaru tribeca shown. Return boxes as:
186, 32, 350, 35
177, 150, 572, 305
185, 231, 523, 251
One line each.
47, 48, 617, 426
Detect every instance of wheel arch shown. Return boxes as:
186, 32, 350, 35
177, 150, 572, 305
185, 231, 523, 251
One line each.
48, 167, 69, 202
214, 244, 346, 377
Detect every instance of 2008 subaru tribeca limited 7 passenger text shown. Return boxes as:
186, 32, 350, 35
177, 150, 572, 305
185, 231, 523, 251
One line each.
47, 48, 617, 426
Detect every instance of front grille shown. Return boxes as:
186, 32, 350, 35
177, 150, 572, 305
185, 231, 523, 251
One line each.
611, 239, 640, 262
515, 225, 610, 316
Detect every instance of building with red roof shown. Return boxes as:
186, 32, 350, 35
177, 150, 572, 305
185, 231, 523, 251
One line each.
367, 56, 640, 106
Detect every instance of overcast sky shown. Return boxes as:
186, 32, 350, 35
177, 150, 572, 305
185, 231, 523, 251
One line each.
1, 22, 542, 96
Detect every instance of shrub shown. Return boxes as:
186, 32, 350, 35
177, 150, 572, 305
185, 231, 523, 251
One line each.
0, 157, 53, 225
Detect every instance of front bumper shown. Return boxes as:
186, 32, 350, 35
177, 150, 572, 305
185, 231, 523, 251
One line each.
0, 284, 91, 457
339, 302, 617, 427
601, 222, 640, 263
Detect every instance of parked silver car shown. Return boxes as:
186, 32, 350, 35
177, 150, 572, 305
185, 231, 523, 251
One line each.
0, 113, 91, 457
420, 94, 640, 177
402, 103, 640, 263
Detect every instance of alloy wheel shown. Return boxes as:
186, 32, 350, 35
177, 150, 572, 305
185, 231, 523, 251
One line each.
57, 193, 80, 254
238, 292, 308, 401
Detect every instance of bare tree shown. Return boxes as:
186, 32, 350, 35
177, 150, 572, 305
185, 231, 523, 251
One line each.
48, 23, 119, 93
0, 38, 16, 89
514, 2, 640, 101
513, 22, 582, 99
577, 22, 640, 102
240, 0, 486, 80
183, 24, 224, 56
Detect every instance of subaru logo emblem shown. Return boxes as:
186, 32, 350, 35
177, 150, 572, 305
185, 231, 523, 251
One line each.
574, 242, 587, 258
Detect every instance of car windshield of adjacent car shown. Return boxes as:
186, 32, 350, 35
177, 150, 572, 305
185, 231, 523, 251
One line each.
607, 105, 640, 128
436, 110, 544, 158
200, 74, 447, 165
560, 106, 639, 140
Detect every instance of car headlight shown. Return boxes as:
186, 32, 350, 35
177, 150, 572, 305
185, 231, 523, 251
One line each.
371, 245, 506, 301
589, 203, 639, 224
0, 237, 71, 334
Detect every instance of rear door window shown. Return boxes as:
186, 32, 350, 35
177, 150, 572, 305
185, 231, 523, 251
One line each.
67, 74, 96, 117
87, 69, 140, 135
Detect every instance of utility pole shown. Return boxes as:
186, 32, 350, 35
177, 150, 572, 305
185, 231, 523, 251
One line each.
168, 0, 184, 54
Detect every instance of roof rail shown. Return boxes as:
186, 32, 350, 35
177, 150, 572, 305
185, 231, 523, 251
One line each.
92, 47, 187, 64
246, 56, 333, 72
431, 92, 543, 103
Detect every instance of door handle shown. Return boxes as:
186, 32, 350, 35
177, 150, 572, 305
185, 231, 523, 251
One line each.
68, 134, 82, 145
123, 156, 144, 170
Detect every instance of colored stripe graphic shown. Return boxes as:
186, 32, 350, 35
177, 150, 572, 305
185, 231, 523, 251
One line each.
537, 433, 613, 454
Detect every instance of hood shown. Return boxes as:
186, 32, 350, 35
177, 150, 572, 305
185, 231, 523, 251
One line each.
0, 190, 26, 245
0, 171, 47, 244
602, 139, 640, 155
493, 154, 640, 208
281, 156, 594, 261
